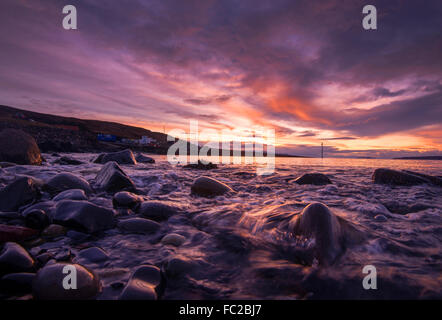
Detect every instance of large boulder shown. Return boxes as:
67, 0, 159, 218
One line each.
33, 263, 101, 300
138, 201, 181, 221
293, 173, 332, 185
0, 129, 42, 165
94, 161, 136, 193
0, 176, 41, 211
119, 265, 161, 300
290, 203, 343, 265
135, 153, 155, 164
43, 173, 93, 195
190, 176, 233, 197
0, 242, 35, 274
372, 168, 438, 186
53, 200, 115, 233
95, 149, 137, 165
0, 224, 39, 243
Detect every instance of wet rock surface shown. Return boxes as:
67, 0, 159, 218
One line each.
94, 161, 136, 193
119, 265, 161, 300
0, 176, 41, 211
184, 161, 218, 170
43, 173, 93, 195
53, 189, 88, 201
113, 191, 142, 209
0, 152, 441, 300
94, 149, 137, 165
135, 153, 155, 164
191, 176, 233, 197
0, 242, 35, 274
0, 225, 39, 243
53, 200, 115, 233
117, 217, 161, 234
33, 263, 101, 300
372, 168, 441, 186
139, 201, 181, 221
293, 173, 332, 185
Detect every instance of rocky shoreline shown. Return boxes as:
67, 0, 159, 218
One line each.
0, 130, 441, 300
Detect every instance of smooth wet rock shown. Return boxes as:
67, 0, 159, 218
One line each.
78, 247, 109, 263
161, 233, 186, 247
0, 129, 42, 165
191, 176, 233, 197
119, 265, 161, 300
290, 203, 343, 265
0, 242, 34, 274
0, 176, 41, 212
21, 201, 55, 219
113, 191, 142, 209
96, 149, 137, 165
184, 160, 217, 170
403, 170, 442, 187
41, 224, 67, 238
53, 200, 115, 233
374, 214, 388, 222
0, 272, 35, 294
43, 173, 93, 195
53, 189, 88, 201
33, 263, 101, 300
139, 201, 181, 221
372, 168, 432, 186
135, 153, 155, 164
117, 218, 160, 234
23, 209, 50, 229
294, 173, 332, 185
94, 161, 136, 193
54, 156, 83, 165
0, 224, 39, 243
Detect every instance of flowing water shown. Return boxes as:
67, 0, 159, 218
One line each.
1, 154, 441, 299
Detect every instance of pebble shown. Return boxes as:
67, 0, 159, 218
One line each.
161, 233, 186, 247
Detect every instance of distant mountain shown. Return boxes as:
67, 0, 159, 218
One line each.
394, 156, 442, 160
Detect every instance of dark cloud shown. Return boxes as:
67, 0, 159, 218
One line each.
0, 0, 441, 156
184, 95, 232, 105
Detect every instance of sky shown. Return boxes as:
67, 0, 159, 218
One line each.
0, 0, 441, 158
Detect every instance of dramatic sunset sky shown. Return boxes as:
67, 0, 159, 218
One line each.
1, 0, 441, 157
